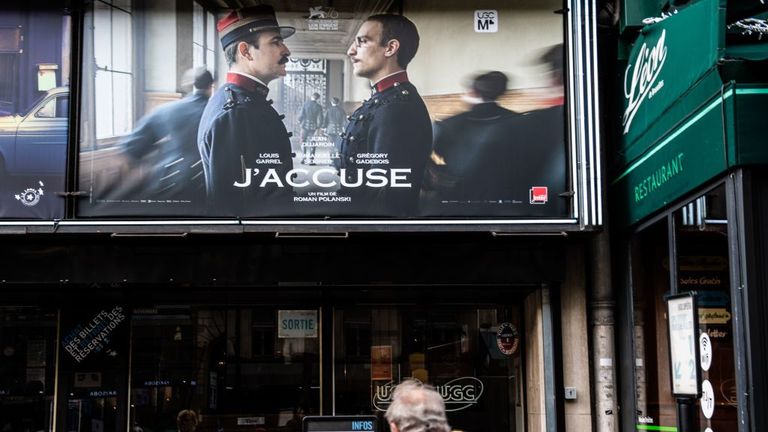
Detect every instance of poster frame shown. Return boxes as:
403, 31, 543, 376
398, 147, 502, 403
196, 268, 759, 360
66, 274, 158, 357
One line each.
0, 0, 604, 231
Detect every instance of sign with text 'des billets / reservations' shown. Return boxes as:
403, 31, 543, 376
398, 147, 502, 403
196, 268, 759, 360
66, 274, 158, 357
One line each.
61, 306, 128, 365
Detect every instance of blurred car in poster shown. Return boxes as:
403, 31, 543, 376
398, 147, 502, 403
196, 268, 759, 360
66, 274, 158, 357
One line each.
0, 87, 69, 177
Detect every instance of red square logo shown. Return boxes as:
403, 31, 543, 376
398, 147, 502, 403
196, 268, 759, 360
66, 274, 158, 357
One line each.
529, 186, 548, 204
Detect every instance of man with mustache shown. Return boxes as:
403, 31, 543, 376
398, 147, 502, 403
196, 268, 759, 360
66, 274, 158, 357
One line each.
197, 5, 295, 215
338, 14, 432, 217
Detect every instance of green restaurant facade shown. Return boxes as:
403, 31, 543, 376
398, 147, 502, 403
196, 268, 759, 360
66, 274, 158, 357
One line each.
610, 0, 768, 431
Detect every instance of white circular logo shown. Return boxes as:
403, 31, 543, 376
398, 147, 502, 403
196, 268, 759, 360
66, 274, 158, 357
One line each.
14, 181, 45, 207
18, 188, 42, 206
701, 379, 715, 419
699, 332, 712, 371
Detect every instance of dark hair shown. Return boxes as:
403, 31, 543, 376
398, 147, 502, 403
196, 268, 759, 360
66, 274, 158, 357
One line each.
472, 71, 508, 101
365, 14, 420, 68
193, 69, 213, 89
541, 44, 563, 85
224, 34, 261, 67
331, 97, 340, 104
312, 92, 320, 100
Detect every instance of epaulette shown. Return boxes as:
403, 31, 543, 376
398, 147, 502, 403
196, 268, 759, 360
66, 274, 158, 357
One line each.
376, 87, 412, 107
223, 87, 253, 111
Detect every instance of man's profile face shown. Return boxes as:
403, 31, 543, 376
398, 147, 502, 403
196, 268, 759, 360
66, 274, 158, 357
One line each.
347, 20, 388, 80
243, 30, 291, 82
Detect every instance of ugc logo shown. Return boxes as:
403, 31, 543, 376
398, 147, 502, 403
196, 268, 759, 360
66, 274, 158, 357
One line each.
372, 377, 484, 412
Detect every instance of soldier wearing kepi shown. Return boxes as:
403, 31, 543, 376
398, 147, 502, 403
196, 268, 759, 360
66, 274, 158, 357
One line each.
339, 14, 432, 217
197, 5, 295, 216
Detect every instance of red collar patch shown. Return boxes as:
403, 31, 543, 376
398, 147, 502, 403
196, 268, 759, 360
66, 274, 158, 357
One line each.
227, 73, 269, 96
372, 71, 409, 94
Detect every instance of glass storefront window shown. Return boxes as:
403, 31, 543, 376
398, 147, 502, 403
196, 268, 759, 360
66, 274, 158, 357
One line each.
631, 220, 674, 427
130, 307, 320, 432
674, 185, 737, 430
632, 184, 738, 430
0, 307, 58, 432
334, 305, 525, 432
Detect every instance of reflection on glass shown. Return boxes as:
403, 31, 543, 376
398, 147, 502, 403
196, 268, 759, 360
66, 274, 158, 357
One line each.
130, 307, 320, 432
675, 185, 737, 431
632, 184, 737, 431
334, 306, 524, 432
0, 308, 58, 432
66, 397, 119, 432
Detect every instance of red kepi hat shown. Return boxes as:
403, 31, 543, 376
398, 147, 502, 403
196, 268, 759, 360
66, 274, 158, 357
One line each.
217, 5, 296, 49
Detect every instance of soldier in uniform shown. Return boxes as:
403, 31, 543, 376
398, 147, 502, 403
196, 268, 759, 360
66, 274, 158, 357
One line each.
197, 5, 295, 216
298, 92, 323, 164
121, 67, 213, 204
324, 97, 347, 137
338, 14, 432, 217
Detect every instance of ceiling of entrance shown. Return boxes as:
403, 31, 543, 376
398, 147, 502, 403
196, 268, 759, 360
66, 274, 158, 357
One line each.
206, 0, 396, 57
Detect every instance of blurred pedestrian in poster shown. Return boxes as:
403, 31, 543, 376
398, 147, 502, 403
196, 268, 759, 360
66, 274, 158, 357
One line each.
420, 71, 520, 214
121, 67, 213, 202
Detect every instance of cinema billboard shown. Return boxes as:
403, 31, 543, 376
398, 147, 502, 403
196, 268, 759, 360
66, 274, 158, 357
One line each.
75, 0, 574, 221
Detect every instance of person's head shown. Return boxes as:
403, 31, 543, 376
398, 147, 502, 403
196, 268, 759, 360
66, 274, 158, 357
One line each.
470, 71, 508, 102
311, 92, 321, 101
218, 5, 295, 83
347, 14, 420, 82
541, 43, 563, 86
385, 380, 450, 432
182, 67, 214, 96
176, 410, 198, 432
331, 97, 340, 106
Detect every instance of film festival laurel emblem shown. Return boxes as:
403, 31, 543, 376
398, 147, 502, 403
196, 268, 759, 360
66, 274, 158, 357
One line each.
307, 6, 339, 31
372, 377, 484, 412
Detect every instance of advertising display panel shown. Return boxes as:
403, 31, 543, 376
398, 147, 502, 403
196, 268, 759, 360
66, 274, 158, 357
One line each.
0, 1, 69, 219
77, 0, 568, 220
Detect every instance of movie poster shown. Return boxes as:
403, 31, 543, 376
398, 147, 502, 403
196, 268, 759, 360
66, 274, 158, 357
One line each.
0, 2, 69, 219
77, 0, 567, 219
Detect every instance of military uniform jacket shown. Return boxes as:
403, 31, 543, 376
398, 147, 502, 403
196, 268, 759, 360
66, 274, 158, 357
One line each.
324, 105, 347, 135
122, 92, 208, 202
298, 100, 323, 131
337, 72, 432, 217
197, 73, 294, 216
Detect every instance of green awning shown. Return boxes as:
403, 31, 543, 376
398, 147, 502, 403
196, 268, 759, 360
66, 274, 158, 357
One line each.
612, 84, 768, 227
725, 43, 768, 61
619, 0, 721, 158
